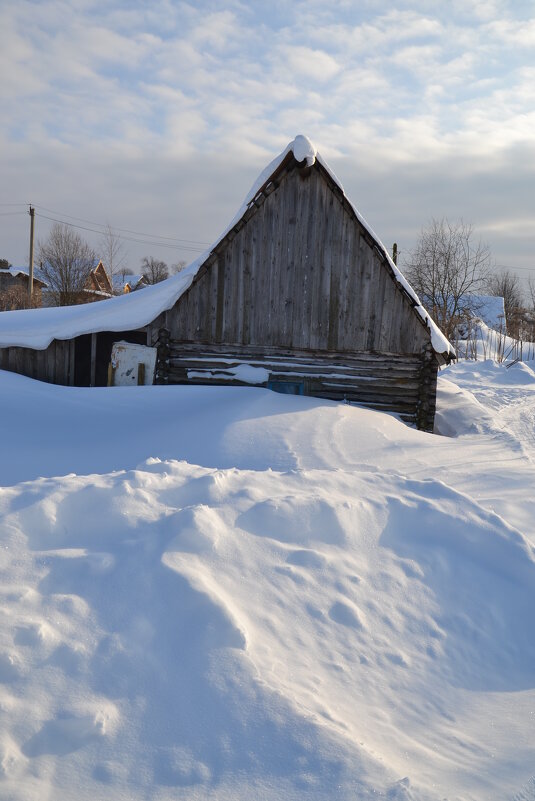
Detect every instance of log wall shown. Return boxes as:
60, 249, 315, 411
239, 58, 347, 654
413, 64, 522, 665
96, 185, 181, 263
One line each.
155, 339, 438, 431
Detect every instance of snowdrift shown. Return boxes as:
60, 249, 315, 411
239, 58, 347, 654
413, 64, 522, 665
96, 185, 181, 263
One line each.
1, 361, 535, 800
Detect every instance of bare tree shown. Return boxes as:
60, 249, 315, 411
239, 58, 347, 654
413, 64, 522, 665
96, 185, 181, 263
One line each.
0, 285, 40, 311
99, 223, 127, 292
486, 269, 523, 334
170, 260, 187, 274
528, 278, 535, 310
403, 218, 491, 340
140, 256, 168, 284
38, 223, 97, 306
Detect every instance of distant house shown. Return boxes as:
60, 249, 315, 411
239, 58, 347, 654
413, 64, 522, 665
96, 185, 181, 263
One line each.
0, 135, 454, 431
0, 266, 47, 310
113, 274, 149, 295
41, 260, 113, 307
467, 294, 506, 332
84, 261, 113, 299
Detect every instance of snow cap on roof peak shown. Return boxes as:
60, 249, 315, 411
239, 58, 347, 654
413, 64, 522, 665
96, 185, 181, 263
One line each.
291, 135, 317, 167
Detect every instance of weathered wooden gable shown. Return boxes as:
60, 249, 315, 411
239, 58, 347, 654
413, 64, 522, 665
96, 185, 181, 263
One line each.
165, 156, 431, 357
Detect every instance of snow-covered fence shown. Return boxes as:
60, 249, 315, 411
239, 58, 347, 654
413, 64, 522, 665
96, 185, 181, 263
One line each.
453, 319, 535, 363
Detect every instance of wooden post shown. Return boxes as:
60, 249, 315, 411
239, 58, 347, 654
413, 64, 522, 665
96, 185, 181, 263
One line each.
69, 340, 76, 386
392, 242, 398, 265
90, 333, 97, 387
417, 343, 437, 432
155, 327, 171, 384
137, 362, 145, 385
28, 206, 35, 302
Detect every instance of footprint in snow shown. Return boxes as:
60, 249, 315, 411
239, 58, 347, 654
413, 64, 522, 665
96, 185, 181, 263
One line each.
286, 549, 326, 569
328, 601, 364, 629
14, 622, 57, 648
0, 652, 24, 682
384, 651, 410, 668
22, 713, 107, 757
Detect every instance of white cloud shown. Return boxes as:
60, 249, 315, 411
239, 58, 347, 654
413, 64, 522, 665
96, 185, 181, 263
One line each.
1, 0, 534, 279
485, 17, 535, 46
274, 45, 341, 83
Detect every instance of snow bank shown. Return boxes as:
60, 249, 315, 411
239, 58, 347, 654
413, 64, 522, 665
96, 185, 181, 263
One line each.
455, 320, 535, 363
2, 362, 535, 799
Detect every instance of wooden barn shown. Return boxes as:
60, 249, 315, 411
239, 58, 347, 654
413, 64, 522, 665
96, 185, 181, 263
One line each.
0, 136, 453, 431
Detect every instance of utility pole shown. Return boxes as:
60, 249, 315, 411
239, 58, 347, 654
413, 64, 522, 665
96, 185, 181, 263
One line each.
392, 242, 398, 266
28, 206, 35, 303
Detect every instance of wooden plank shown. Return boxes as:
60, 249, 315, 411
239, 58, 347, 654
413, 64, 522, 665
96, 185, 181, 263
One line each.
388, 286, 405, 353
341, 214, 360, 351
90, 333, 97, 387
355, 232, 373, 351
46, 341, 56, 384
365, 251, 384, 350
215, 256, 225, 343
222, 245, 233, 341
308, 172, 323, 350
265, 180, 280, 344
291, 170, 310, 348
55, 339, 64, 385
182, 343, 413, 366
241, 206, 252, 345
270, 173, 287, 347
327, 188, 344, 351
64, 340, 71, 385
249, 196, 265, 344
279, 170, 298, 347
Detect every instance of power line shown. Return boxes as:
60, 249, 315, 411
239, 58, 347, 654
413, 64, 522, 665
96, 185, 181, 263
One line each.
35, 213, 207, 253
35, 205, 211, 248
495, 263, 535, 273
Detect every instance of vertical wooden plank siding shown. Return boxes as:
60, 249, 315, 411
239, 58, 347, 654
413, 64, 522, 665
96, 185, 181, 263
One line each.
90, 333, 97, 387
341, 222, 361, 351
327, 197, 343, 351
164, 159, 431, 357
241, 211, 252, 344
308, 174, 325, 350
69, 340, 76, 385
215, 255, 225, 342
0, 339, 73, 385
337, 207, 353, 351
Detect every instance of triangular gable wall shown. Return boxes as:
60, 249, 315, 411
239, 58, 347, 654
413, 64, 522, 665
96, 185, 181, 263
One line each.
165, 154, 432, 358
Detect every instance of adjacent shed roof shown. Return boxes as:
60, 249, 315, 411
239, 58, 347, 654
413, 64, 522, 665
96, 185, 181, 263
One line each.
0, 136, 454, 359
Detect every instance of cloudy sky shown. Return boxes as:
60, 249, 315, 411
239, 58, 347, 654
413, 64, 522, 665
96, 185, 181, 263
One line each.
1, 0, 534, 290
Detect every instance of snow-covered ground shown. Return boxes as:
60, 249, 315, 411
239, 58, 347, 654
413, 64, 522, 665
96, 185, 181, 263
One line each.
1, 361, 535, 801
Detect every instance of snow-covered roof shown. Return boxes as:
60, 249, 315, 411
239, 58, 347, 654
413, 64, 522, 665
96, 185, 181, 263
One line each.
113, 274, 147, 292
0, 135, 453, 359
0, 266, 48, 287
468, 294, 506, 331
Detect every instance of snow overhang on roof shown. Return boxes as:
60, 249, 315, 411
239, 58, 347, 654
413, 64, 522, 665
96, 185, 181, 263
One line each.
0, 135, 454, 361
